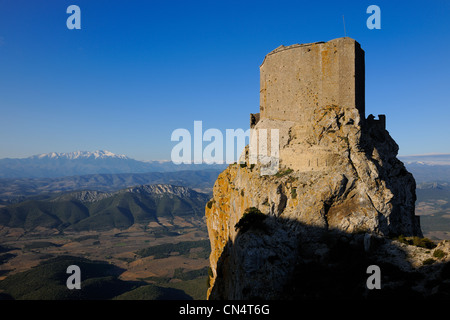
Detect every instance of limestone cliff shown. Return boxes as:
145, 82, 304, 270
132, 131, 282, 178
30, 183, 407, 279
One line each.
205, 108, 422, 299
205, 38, 433, 300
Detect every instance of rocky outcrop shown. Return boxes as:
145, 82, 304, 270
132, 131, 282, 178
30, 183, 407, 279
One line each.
244, 105, 420, 236
205, 38, 428, 299
205, 111, 424, 298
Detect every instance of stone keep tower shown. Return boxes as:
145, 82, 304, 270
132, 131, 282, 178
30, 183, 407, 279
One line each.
250, 37, 386, 172
259, 37, 365, 123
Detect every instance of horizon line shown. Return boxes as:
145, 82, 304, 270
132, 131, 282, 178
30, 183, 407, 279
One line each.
2, 150, 450, 161
398, 153, 450, 157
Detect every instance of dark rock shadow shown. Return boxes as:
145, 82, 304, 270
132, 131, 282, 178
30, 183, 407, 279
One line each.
358, 116, 421, 237
208, 215, 450, 300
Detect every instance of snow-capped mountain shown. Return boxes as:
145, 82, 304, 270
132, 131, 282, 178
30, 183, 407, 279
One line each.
398, 153, 450, 166
398, 154, 450, 183
33, 150, 129, 160
0, 150, 226, 178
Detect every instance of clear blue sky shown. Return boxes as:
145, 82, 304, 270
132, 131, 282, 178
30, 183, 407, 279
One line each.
0, 0, 449, 160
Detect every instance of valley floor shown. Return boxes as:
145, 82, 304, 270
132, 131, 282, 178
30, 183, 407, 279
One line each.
0, 217, 210, 300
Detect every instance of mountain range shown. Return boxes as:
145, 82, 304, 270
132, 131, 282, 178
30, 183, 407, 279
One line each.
0, 184, 210, 232
398, 154, 450, 183
0, 169, 222, 204
0, 150, 226, 178
1, 150, 449, 182
31, 150, 130, 160
399, 153, 450, 166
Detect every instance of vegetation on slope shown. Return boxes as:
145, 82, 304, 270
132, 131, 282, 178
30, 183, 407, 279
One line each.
0, 256, 193, 300
0, 185, 209, 231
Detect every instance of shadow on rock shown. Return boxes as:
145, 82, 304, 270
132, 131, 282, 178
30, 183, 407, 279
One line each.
208, 215, 450, 300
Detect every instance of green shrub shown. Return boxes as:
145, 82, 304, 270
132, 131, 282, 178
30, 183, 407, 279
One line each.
433, 249, 446, 259
206, 199, 215, 209
396, 234, 408, 245
234, 207, 267, 233
274, 168, 293, 177
423, 258, 435, 266
396, 235, 436, 249
412, 237, 436, 249
291, 187, 297, 199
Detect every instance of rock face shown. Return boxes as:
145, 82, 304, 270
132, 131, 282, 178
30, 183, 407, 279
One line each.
205, 38, 426, 299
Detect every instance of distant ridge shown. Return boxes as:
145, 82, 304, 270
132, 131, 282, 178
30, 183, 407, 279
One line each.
52, 184, 207, 204
398, 154, 450, 182
0, 170, 221, 204
32, 150, 129, 160
399, 153, 450, 166
0, 184, 210, 231
0, 150, 227, 178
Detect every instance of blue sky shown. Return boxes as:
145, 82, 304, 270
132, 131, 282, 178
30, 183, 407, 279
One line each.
0, 0, 449, 160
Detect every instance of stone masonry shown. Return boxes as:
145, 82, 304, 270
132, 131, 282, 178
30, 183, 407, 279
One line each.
260, 37, 365, 122
251, 37, 385, 172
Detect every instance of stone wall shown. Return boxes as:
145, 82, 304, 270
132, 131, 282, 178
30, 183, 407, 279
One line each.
259, 37, 365, 123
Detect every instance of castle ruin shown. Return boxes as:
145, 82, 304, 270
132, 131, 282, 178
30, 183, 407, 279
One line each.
206, 37, 422, 299
251, 37, 386, 172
